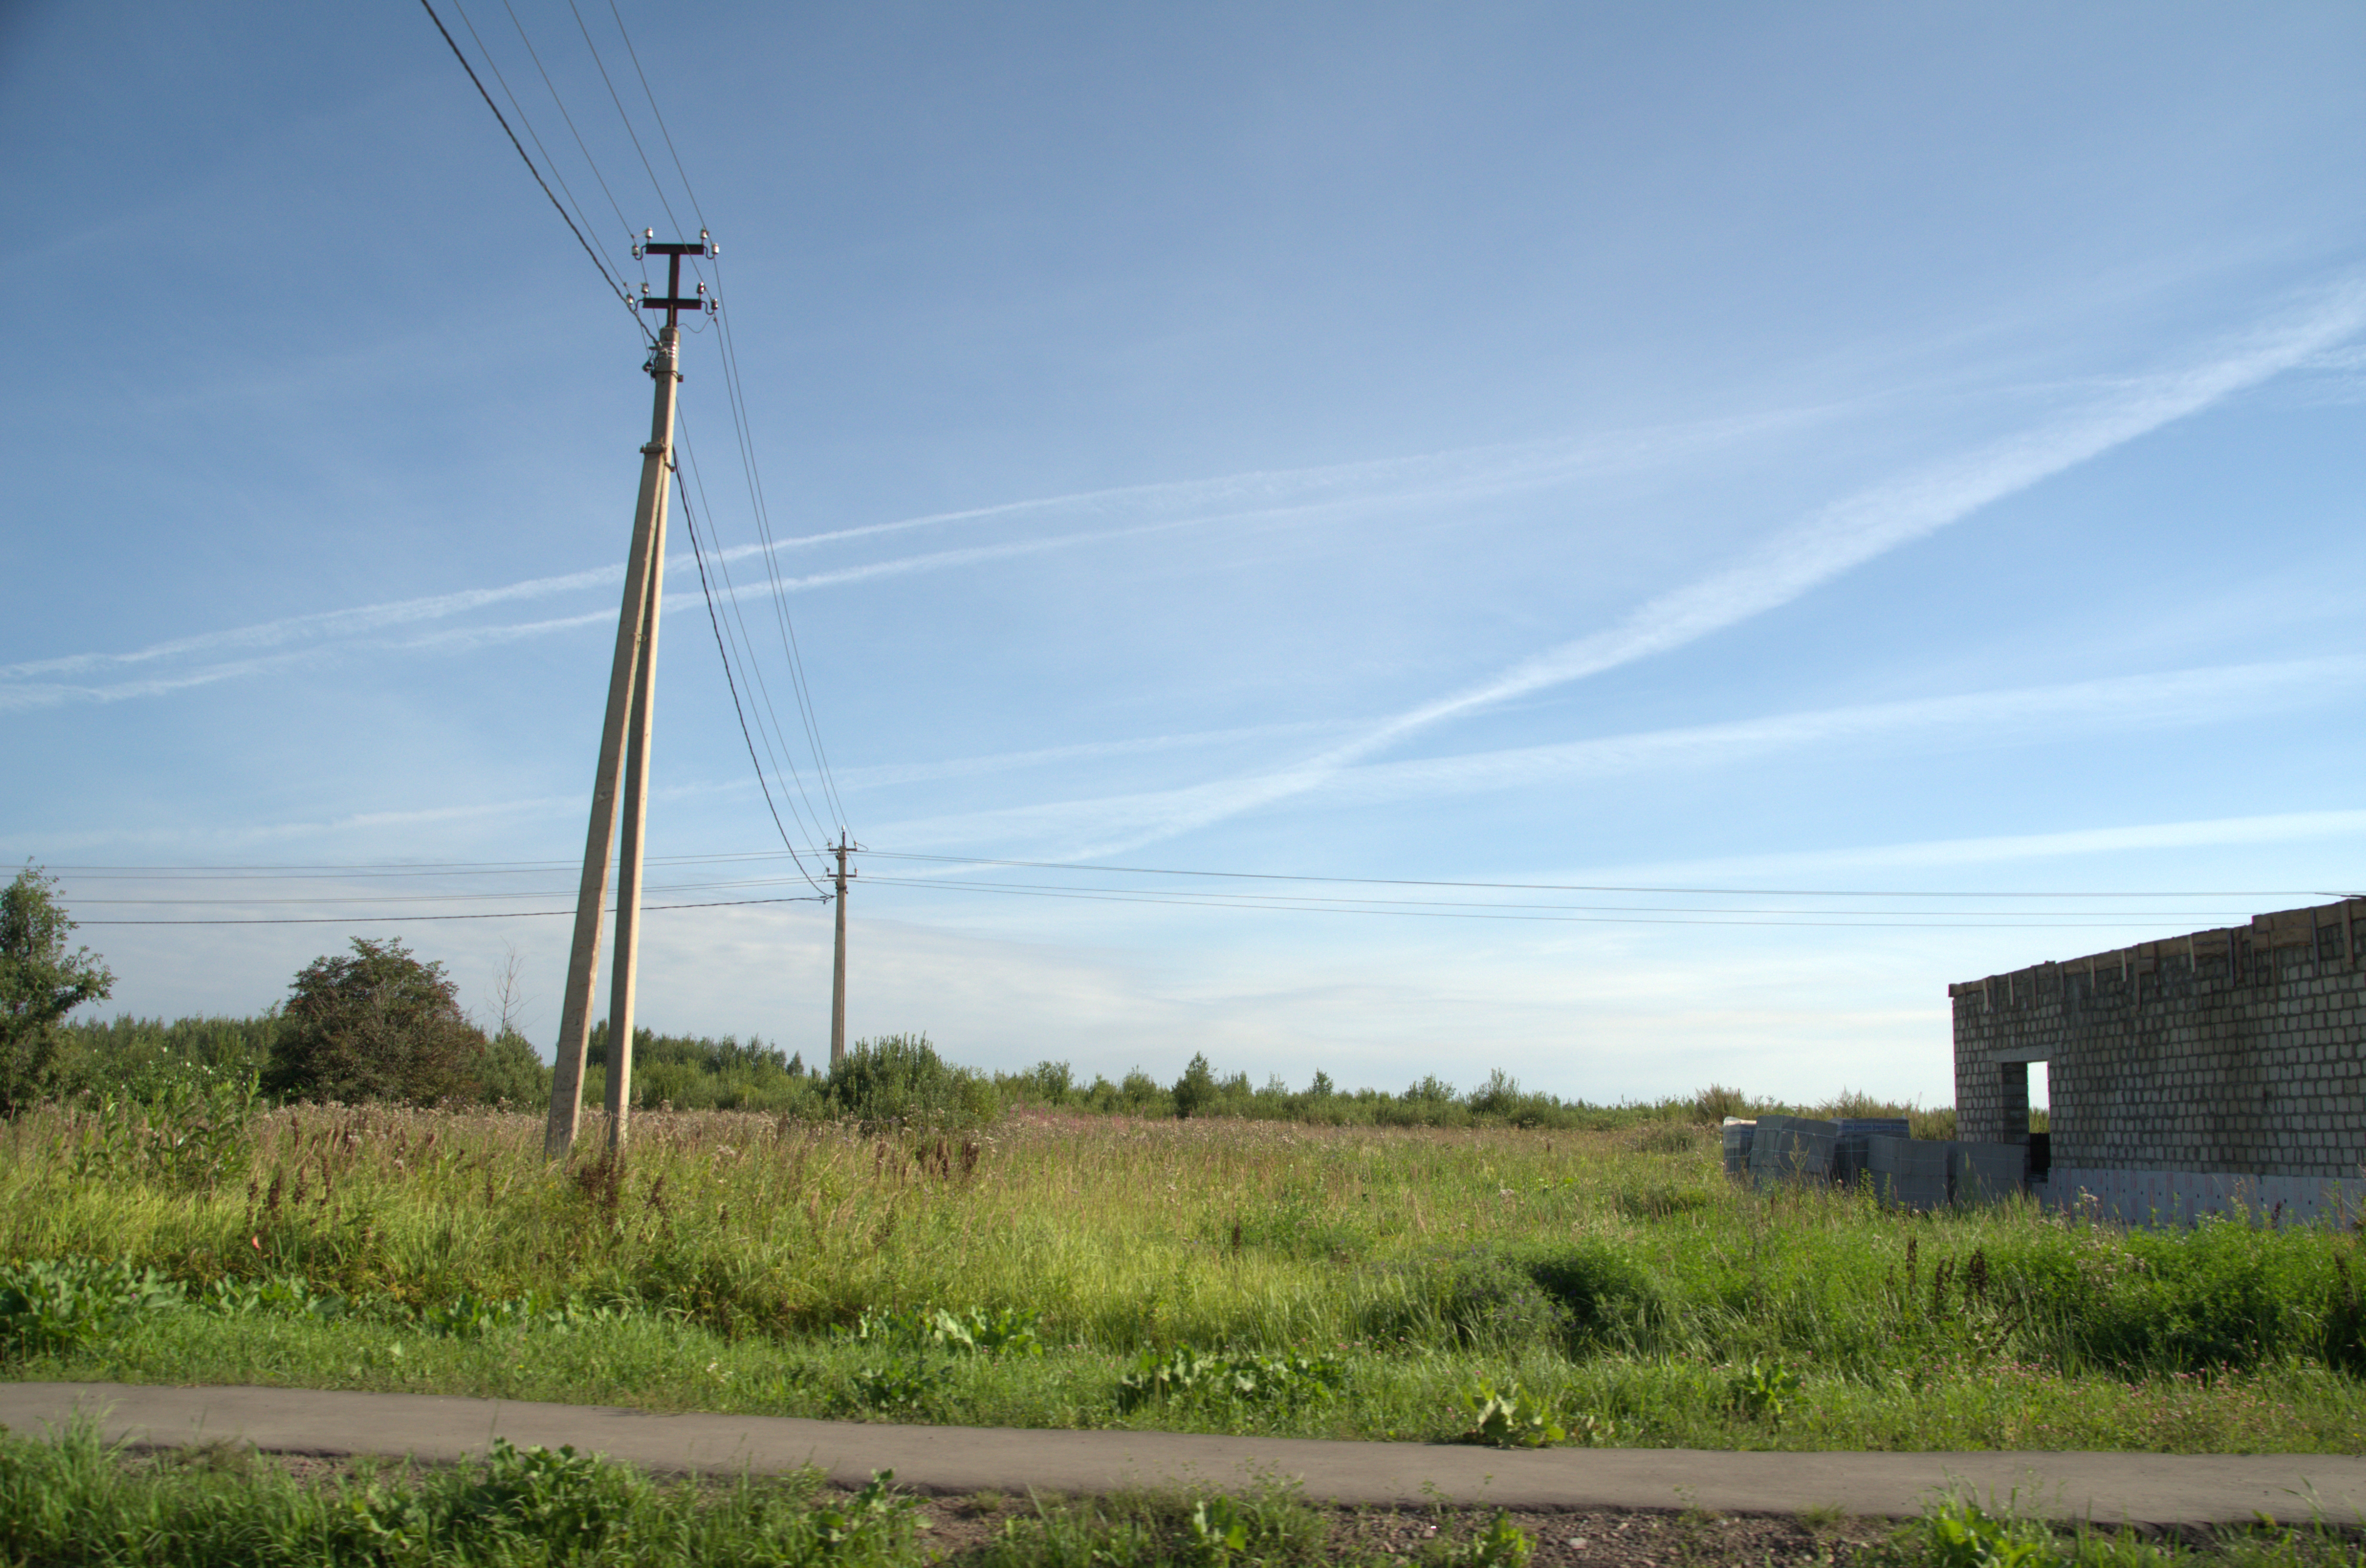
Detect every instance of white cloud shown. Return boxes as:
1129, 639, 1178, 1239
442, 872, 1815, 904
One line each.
865, 655, 2366, 853
1056, 284, 2366, 856
0, 408, 1823, 713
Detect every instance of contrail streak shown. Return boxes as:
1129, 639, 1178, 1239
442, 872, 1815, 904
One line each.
1066, 284, 2366, 857
865, 654, 2366, 853
0, 408, 1817, 702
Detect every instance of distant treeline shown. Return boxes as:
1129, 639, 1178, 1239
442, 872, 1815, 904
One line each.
53, 1013, 1951, 1136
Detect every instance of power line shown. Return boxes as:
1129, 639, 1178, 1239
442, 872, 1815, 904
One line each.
849, 876, 2254, 931
605, 0, 707, 231
569, 0, 852, 838
416, 0, 643, 330
675, 460, 832, 890
29, 852, 2344, 903
446, 0, 610, 278
565, 0, 684, 237
705, 294, 852, 829
857, 850, 2350, 902
494, 0, 640, 248
77, 893, 827, 928
677, 421, 840, 849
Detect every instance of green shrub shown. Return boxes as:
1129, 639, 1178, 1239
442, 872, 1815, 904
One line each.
477, 1026, 551, 1109
1172, 1053, 1220, 1118
0, 866, 113, 1115
1372, 1248, 1569, 1349
843, 1304, 1044, 1359
1458, 1382, 1568, 1448
1726, 1359, 1804, 1422
68, 1049, 261, 1191
825, 1034, 995, 1130
1116, 1347, 1346, 1411
265, 939, 488, 1106
0, 1257, 180, 1358
1521, 1241, 1654, 1344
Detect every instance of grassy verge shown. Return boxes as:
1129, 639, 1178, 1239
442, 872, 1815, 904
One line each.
19, 1312, 2366, 1453
4, 1106, 2363, 1452
0, 1424, 2362, 1568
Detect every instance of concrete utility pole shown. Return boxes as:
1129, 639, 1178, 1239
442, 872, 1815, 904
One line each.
830, 833, 857, 1068
545, 232, 714, 1160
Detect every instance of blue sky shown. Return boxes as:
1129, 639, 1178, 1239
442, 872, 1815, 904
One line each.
6, 2, 2366, 1106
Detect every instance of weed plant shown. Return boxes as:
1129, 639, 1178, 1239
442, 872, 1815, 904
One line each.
1, 1104, 2363, 1451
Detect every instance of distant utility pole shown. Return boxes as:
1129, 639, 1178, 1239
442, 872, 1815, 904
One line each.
545, 231, 714, 1160
830, 833, 858, 1068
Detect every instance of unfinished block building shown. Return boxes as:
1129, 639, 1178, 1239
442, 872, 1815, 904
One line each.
1950, 897, 2366, 1224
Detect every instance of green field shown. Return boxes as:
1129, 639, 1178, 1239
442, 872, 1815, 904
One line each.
5, 1093, 2363, 1456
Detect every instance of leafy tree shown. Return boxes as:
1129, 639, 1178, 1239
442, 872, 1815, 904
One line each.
265, 938, 486, 1105
476, 1026, 551, 1109
0, 865, 114, 1114
1172, 1052, 1218, 1118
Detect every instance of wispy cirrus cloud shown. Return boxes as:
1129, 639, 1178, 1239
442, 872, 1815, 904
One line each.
1602, 807, 2366, 885
868, 654, 2366, 854
1053, 284, 2366, 857
0, 407, 1822, 713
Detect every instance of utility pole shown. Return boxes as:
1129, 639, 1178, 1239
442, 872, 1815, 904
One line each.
830, 833, 857, 1068
545, 231, 714, 1160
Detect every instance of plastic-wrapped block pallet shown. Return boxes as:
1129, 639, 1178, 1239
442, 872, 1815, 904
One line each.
1721, 1118, 1756, 1180
1833, 1118, 1911, 1187
1864, 1134, 1949, 1210
1747, 1114, 1837, 1186
1950, 1142, 2026, 1204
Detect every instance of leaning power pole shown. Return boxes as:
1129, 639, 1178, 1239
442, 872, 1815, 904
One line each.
829, 833, 858, 1068
545, 232, 714, 1159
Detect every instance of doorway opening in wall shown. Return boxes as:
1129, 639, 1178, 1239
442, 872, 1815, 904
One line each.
2028, 1060, 2051, 1180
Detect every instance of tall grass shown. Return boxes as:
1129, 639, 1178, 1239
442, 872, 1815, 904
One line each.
3, 1098, 2364, 1450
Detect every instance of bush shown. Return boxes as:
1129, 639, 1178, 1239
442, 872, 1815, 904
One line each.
0, 865, 112, 1115
1172, 1053, 1219, 1118
0, 1258, 179, 1359
1372, 1248, 1569, 1349
1522, 1241, 1655, 1343
825, 1034, 996, 1130
478, 1026, 552, 1109
265, 938, 488, 1106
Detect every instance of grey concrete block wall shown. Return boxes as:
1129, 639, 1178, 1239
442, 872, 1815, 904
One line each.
1866, 1133, 1948, 1209
1835, 1117, 1911, 1185
1951, 899, 2366, 1180
1951, 1142, 2026, 1203
1747, 1114, 1837, 1185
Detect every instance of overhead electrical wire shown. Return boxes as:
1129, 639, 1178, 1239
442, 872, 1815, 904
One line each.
852, 876, 2249, 930
703, 294, 852, 831
854, 850, 2351, 902
605, 0, 708, 230
564, 0, 686, 239
446, 0, 616, 290
495, 0, 643, 251
33, 853, 2347, 903
421, 0, 854, 864
581, 0, 853, 837
77, 893, 825, 928
416, 0, 644, 333
674, 453, 832, 890
677, 422, 840, 850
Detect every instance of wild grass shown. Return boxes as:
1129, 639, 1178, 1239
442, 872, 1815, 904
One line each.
0, 1422, 2361, 1568
3, 1100, 2364, 1452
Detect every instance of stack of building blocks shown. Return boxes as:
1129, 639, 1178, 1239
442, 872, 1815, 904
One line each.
1745, 1114, 1838, 1187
